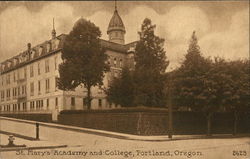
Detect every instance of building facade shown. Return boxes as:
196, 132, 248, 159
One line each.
0, 7, 136, 114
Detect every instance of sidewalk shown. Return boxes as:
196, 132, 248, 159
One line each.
0, 134, 67, 152
1, 116, 249, 143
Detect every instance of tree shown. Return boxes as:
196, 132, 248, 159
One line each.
208, 58, 250, 135
106, 67, 134, 107
172, 31, 214, 135
133, 18, 169, 107
58, 18, 109, 109
173, 31, 250, 136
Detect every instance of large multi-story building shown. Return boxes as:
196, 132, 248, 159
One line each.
0, 7, 136, 114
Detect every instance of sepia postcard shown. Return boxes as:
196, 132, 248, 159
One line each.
0, 1, 249, 159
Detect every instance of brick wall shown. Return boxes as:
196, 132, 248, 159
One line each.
58, 109, 250, 135
0, 113, 52, 122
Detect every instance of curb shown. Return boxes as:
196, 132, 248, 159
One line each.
0, 145, 67, 152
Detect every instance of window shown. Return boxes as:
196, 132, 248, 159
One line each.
114, 71, 118, 78
38, 62, 40, 75
46, 79, 50, 93
30, 101, 34, 110
1, 90, 5, 101
47, 98, 49, 109
23, 102, 27, 111
13, 88, 17, 98
83, 98, 88, 107
13, 104, 15, 111
6, 89, 10, 100
45, 59, 50, 73
107, 56, 111, 65
30, 65, 34, 77
47, 43, 51, 53
24, 67, 27, 79
38, 81, 41, 94
13, 72, 16, 82
71, 97, 75, 106
36, 100, 39, 109
38, 46, 43, 55
12, 88, 15, 97
54, 56, 58, 70
18, 86, 20, 96
6, 74, 10, 85
1, 77, 4, 85
98, 99, 102, 108
17, 70, 20, 80
41, 100, 43, 108
119, 59, 123, 67
55, 77, 58, 91
21, 86, 25, 95
114, 58, 117, 67
30, 82, 34, 96
55, 97, 58, 106
17, 103, 20, 111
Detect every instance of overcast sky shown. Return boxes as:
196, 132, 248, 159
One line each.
0, 1, 249, 70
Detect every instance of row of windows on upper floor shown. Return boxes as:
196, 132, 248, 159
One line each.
0, 38, 60, 72
0, 77, 58, 102
0, 55, 124, 86
0, 56, 59, 86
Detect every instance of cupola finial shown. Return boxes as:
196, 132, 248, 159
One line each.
115, 0, 117, 11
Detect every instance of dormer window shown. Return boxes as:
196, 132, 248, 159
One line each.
29, 51, 33, 59
52, 39, 60, 50
47, 42, 51, 53
38, 46, 43, 56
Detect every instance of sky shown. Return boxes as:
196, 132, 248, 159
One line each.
0, 1, 249, 70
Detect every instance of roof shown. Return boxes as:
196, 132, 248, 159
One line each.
107, 10, 125, 34
0, 34, 66, 74
100, 39, 136, 53
0, 34, 136, 74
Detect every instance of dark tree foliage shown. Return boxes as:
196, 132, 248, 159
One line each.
106, 67, 134, 107
133, 18, 169, 107
172, 31, 214, 135
58, 18, 109, 109
172, 31, 213, 111
172, 31, 250, 135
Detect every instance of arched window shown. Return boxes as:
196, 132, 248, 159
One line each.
107, 56, 111, 65
114, 58, 117, 67
119, 59, 123, 67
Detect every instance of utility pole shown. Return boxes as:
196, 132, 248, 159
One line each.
168, 71, 173, 139
36, 123, 40, 140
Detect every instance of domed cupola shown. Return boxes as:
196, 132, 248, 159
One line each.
107, 6, 126, 44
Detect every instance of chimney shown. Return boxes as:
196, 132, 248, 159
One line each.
27, 43, 31, 60
27, 43, 31, 51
